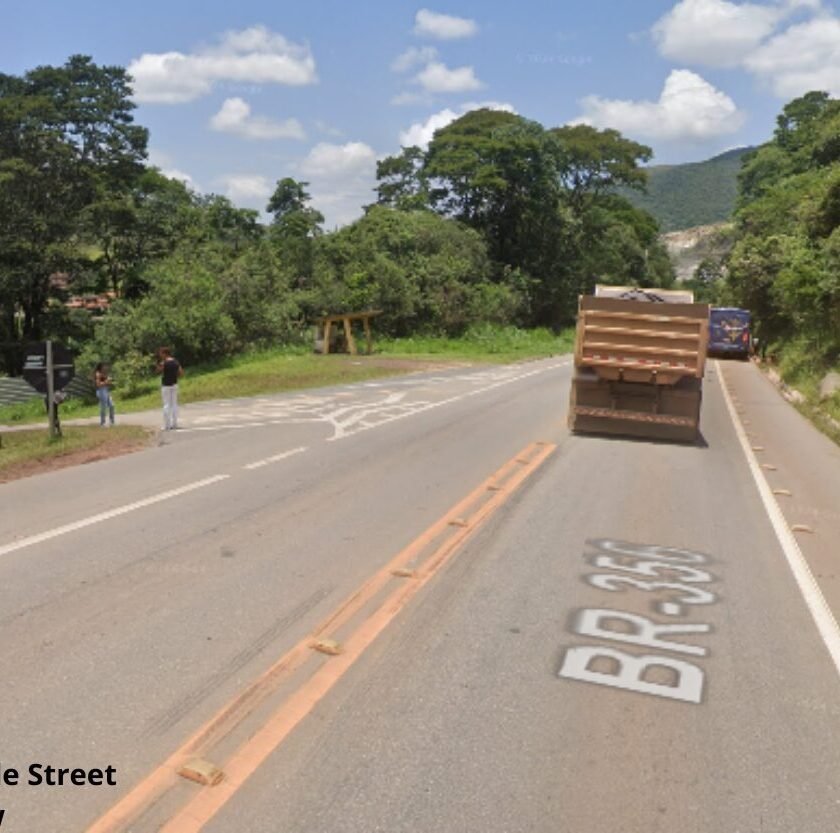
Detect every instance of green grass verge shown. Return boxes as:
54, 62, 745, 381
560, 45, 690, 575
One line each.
0, 425, 149, 480
766, 340, 840, 446
0, 327, 574, 426
377, 325, 574, 362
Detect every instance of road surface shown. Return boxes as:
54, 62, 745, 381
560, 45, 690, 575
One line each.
1, 356, 839, 833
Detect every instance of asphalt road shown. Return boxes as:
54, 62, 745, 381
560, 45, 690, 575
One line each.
1, 356, 839, 833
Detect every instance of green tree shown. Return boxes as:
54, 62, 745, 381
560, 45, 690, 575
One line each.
267, 177, 324, 288
0, 55, 147, 370
375, 146, 428, 210
312, 206, 510, 335
376, 109, 659, 327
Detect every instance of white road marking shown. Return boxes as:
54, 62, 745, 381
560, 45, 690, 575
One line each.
327, 360, 570, 441
0, 475, 230, 558
243, 446, 308, 470
0, 359, 571, 557
718, 360, 840, 678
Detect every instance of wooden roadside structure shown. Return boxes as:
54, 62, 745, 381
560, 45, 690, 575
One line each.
313, 311, 382, 355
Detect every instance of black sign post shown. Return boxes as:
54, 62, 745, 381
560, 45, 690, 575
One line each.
22, 341, 75, 438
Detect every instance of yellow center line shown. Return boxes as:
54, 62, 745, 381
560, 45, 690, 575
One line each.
85, 442, 555, 833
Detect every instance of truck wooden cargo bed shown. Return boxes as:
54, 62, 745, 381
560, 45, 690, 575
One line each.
568, 291, 710, 442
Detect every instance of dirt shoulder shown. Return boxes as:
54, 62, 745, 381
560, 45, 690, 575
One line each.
0, 425, 153, 484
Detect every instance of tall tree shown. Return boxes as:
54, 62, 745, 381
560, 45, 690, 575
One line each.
0, 55, 147, 368
376, 108, 657, 325
267, 177, 324, 287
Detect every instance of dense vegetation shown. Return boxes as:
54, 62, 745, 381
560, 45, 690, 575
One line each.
619, 147, 752, 232
0, 56, 674, 389
720, 92, 840, 374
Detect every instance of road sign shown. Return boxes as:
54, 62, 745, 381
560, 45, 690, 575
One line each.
22, 341, 75, 394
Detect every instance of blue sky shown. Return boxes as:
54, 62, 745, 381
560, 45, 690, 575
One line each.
4, 0, 840, 226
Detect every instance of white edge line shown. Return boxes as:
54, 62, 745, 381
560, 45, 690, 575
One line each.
0, 475, 230, 558
243, 446, 308, 471
717, 359, 840, 676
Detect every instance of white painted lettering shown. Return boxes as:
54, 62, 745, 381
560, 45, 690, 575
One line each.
558, 645, 704, 703
575, 608, 710, 656
587, 539, 708, 564
587, 574, 715, 605
592, 555, 712, 583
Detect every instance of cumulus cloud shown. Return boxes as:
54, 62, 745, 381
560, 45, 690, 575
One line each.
128, 25, 317, 103
300, 142, 377, 177
147, 149, 198, 189
653, 0, 782, 67
574, 69, 744, 141
651, 0, 840, 97
162, 168, 197, 188
652, 0, 823, 68
392, 46, 439, 72
210, 97, 305, 140
298, 142, 379, 227
399, 101, 516, 148
220, 173, 272, 204
414, 9, 478, 40
415, 61, 483, 93
744, 16, 840, 96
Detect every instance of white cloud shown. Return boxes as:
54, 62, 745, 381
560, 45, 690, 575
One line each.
652, 0, 823, 68
414, 9, 478, 40
653, 0, 782, 67
162, 168, 197, 188
415, 61, 483, 93
147, 149, 198, 189
128, 25, 317, 103
210, 97, 305, 140
744, 16, 840, 96
298, 142, 379, 228
392, 46, 439, 72
220, 173, 272, 204
574, 69, 744, 141
651, 0, 840, 98
300, 142, 377, 177
400, 101, 516, 148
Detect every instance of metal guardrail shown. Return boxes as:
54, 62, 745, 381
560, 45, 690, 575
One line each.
0, 374, 95, 407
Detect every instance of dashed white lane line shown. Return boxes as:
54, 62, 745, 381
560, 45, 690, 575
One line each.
0, 359, 571, 555
0, 475, 230, 558
243, 446, 308, 470
718, 360, 840, 679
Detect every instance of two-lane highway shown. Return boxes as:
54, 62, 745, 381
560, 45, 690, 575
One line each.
2, 356, 840, 832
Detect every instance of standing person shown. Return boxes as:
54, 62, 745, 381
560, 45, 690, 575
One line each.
157, 347, 184, 430
94, 362, 116, 426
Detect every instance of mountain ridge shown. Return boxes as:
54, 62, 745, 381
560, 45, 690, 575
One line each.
619, 146, 753, 232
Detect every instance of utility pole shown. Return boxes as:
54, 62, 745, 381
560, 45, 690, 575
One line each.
46, 340, 58, 438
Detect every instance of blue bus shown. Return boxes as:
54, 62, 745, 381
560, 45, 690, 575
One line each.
708, 307, 751, 359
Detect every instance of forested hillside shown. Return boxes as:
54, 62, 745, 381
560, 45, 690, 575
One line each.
723, 92, 840, 375
620, 147, 752, 232
0, 56, 674, 385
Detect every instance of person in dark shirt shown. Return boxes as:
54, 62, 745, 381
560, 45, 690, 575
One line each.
156, 347, 184, 430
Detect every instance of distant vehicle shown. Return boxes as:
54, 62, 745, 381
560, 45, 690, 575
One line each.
708, 307, 751, 359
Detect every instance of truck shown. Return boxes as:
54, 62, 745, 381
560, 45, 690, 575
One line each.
567, 285, 711, 443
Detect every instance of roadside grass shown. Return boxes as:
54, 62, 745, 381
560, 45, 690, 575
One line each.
377, 325, 574, 362
0, 425, 150, 481
766, 341, 840, 447
0, 327, 574, 426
